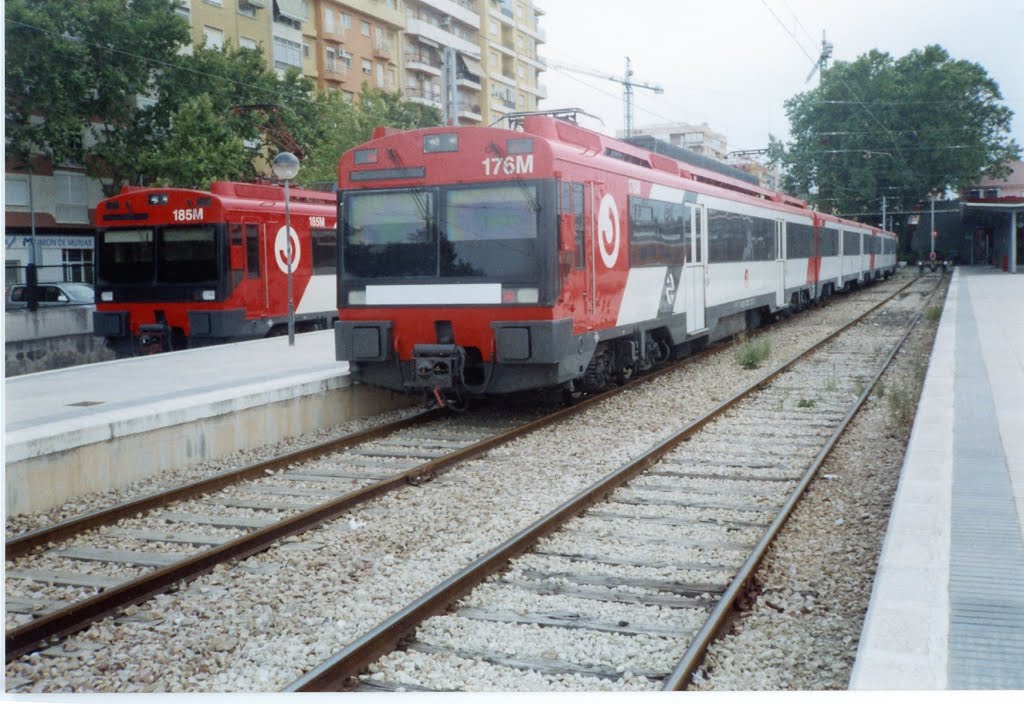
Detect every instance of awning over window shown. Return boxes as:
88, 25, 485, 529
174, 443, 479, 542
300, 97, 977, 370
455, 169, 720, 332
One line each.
458, 53, 483, 76
275, 0, 306, 22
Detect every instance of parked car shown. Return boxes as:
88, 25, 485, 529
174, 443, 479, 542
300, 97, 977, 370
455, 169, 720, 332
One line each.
5, 282, 95, 310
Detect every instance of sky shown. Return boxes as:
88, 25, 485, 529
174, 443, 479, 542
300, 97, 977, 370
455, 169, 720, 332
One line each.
535, 0, 1024, 154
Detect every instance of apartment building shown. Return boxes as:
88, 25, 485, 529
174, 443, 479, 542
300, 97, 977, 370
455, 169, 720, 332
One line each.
622, 122, 729, 162
478, 0, 546, 126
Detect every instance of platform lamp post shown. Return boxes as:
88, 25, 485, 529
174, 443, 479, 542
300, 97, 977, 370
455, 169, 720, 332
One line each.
272, 152, 300, 346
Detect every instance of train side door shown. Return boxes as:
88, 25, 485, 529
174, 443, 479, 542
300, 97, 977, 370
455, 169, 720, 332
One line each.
684, 203, 706, 333
775, 220, 786, 307
243, 220, 267, 313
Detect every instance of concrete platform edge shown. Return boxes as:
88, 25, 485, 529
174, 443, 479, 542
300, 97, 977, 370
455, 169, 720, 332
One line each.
848, 269, 957, 689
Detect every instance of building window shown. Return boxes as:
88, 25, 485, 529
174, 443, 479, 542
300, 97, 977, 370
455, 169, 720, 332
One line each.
6, 260, 24, 285
273, 35, 302, 69
62, 248, 94, 283
342, 13, 351, 29
238, 1, 257, 18
361, 20, 370, 36
5, 176, 30, 207
376, 63, 384, 86
342, 90, 354, 102
326, 48, 336, 72
203, 26, 224, 50
203, 0, 223, 6
489, 50, 498, 68
324, 8, 335, 32
303, 42, 311, 58
489, 18, 498, 35
362, 59, 372, 75
175, 2, 191, 20
239, 36, 258, 51
54, 172, 89, 224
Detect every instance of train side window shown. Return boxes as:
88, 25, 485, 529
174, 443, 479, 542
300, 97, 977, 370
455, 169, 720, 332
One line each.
245, 224, 260, 279
312, 228, 337, 274
229, 223, 244, 287
572, 184, 584, 268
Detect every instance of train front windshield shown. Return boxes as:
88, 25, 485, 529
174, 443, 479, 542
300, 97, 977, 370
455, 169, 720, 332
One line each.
342, 182, 554, 286
98, 226, 220, 286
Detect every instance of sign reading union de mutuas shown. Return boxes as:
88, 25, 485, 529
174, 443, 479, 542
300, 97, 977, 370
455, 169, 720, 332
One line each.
5, 235, 95, 250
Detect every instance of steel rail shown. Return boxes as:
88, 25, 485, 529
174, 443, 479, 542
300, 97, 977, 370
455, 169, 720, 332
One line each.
4, 335, 714, 662
661, 277, 943, 690
284, 275, 923, 692
5, 409, 443, 560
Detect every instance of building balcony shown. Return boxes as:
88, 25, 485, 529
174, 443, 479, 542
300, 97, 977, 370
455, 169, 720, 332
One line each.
405, 52, 444, 76
338, 0, 403, 28
519, 23, 545, 43
405, 17, 478, 54
373, 39, 392, 60
416, 0, 480, 28
519, 82, 547, 99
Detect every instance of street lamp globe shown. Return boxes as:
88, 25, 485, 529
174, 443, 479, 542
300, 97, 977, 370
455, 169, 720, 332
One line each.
272, 151, 300, 181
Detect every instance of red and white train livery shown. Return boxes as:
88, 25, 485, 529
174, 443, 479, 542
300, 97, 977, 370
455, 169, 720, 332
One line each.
333, 115, 897, 403
93, 181, 338, 354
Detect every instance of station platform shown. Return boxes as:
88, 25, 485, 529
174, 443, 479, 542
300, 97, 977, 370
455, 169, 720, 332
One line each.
3, 330, 410, 516
850, 266, 1024, 689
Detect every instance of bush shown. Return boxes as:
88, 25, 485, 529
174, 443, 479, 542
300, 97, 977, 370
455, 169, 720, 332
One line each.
735, 336, 771, 370
925, 306, 942, 323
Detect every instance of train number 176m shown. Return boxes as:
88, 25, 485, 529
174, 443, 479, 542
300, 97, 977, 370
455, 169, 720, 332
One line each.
482, 155, 534, 176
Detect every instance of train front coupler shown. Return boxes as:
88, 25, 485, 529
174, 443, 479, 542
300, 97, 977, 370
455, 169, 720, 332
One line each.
409, 344, 468, 409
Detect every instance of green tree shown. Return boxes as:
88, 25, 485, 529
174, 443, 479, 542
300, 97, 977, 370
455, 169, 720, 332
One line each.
298, 85, 442, 186
771, 45, 1020, 224
4, 0, 190, 192
137, 94, 248, 188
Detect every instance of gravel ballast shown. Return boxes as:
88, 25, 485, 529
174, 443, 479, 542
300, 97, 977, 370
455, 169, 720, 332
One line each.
5, 272, 941, 692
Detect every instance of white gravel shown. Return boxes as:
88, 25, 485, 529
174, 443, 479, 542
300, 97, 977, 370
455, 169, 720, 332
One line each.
4, 272, 937, 692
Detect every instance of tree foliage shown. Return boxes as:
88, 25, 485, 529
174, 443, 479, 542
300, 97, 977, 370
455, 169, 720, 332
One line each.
6, 1, 441, 194
5, 0, 189, 191
298, 85, 442, 186
770, 45, 1020, 223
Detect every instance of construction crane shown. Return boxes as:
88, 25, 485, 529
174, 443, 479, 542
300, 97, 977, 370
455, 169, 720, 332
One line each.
546, 57, 663, 137
804, 30, 834, 84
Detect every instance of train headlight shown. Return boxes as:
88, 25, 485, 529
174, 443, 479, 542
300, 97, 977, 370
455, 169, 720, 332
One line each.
201, 290, 216, 301
501, 287, 539, 304
101, 291, 114, 302
348, 290, 366, 305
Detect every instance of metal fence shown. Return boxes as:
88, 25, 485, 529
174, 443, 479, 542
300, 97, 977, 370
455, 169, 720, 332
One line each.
5, 263, 94, 287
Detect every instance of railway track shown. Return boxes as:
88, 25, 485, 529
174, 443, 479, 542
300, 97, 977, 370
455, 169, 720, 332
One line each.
4, 272, 924, 688
5, 319, 730, 662
285, 275, 938, 692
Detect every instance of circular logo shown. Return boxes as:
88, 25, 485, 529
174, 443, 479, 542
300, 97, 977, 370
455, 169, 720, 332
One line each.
274, 226, 301, 274
597, 193, 620, 268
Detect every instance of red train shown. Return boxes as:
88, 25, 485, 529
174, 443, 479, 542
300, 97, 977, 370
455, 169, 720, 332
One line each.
333, 114, 898, 406
93, 181, 338, 354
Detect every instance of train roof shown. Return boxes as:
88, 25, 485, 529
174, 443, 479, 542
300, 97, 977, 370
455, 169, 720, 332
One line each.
112, 181, 335, 205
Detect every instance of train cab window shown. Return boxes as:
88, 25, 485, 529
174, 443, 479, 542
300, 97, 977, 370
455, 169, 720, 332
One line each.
245, 224, 260, 278
158, 226, 217, 283
312, 228, 337, 274
99, 229, 155, 283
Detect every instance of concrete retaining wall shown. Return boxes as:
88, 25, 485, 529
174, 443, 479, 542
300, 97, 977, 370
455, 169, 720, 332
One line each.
5, 380, 412, 515
5, 306, 116, 376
